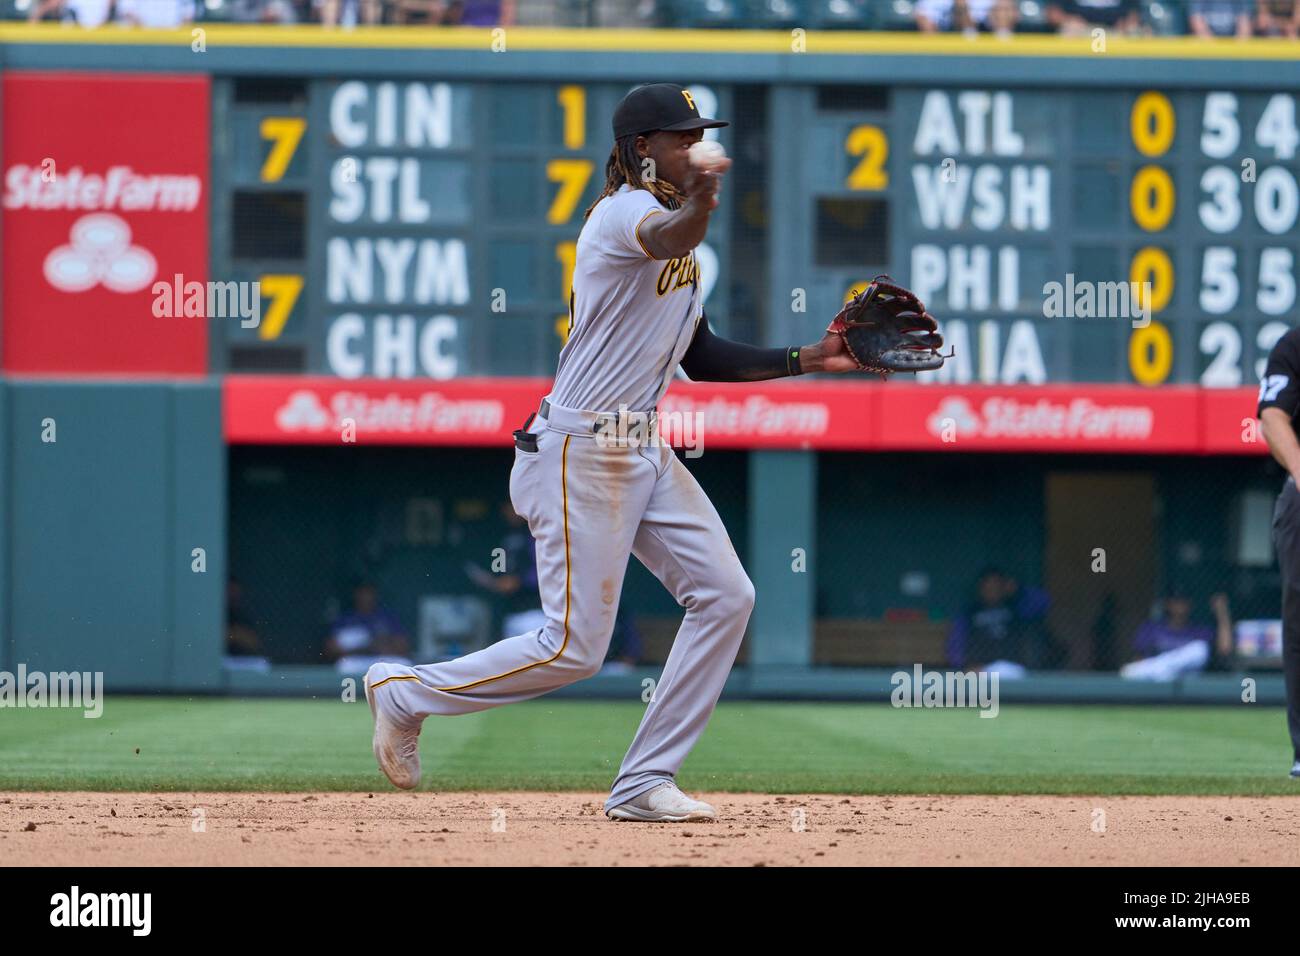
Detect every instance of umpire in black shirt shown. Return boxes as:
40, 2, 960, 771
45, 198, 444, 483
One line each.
1257, 327, 1300, 778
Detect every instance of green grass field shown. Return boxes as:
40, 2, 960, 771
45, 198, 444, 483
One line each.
0, 697, 1297, 795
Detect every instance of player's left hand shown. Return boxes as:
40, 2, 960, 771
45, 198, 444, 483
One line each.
806, 329, 864, 374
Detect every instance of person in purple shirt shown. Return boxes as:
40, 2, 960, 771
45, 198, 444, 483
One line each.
324, 580, 410, 663
384, 0, 516, 24
947, 567, 1054, 676
442, 0, 515, 24
1120, 591, 1233, 680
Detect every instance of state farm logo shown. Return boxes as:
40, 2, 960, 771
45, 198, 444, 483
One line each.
276, 392, 332, 431
43, 213, 156, 293
275, 389, 504, 435
926, 396, 1154, 441
4, 164, 202, 212
926, 398, 981, 438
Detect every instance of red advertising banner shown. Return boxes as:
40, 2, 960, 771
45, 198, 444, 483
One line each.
1, 71, 210, 374
876, 384, 1205, 453
224, 376, 1267, 455
1200, 387, 1270, 455
224, 376, 552, 446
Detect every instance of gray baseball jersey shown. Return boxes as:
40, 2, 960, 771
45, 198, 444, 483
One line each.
552, 184, 703, 414
365, 182, 751, 815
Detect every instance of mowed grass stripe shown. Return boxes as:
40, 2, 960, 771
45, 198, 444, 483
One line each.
0, 698, 1296, 795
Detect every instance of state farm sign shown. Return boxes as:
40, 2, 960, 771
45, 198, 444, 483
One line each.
925, 395, 1155, 442
1, 72, 210, 373
223, 378, 1257, 455
225, 376, 546, 446
658, 394, 832, 440
6, 164, 202, 213
275, 389, 506, 436
880, 385, 1198, 452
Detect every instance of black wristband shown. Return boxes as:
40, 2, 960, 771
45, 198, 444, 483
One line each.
786, 346, 804, 377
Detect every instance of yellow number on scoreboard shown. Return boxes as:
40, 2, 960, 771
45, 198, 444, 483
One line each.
259, 117, 306, 184
1129, 247, 1174, 314
257, 274, 304, 341
1129, 320, 1173, 386
546, 159, 594, 225
845, 124, 889, 191
557, 85, 586, 151
555, 240, 576, 306
1130, 92, 1175, 157
1130, 165, 1175, 232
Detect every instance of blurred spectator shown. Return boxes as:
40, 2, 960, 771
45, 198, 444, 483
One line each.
1189, 0, 1253, 36
592, 0, 655, 27
1255, 0, 1299, 35
915, 0, 1019, 34
947, 567, 1054, 677
389, 0, 443, 21
225, 578, 264, 656
225, 577, 271, 672
1048, 0, 1140, 33
115, 0, 195, 25
442, 0, 516, 25
316, 0, 382, 25
1120, 591, 1234, 681
324, 579, 411, 666
27, 0, 114, 25
229, 0, 301, 21
465, 501, 545, 640
466, 501, 640, 666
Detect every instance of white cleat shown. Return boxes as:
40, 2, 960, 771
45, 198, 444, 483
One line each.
606, 782, 717, 822
364, 664, 423, 790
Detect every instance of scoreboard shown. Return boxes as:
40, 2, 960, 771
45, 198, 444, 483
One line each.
775, 83, 1299, 389
211, 73, 1298, 388
212, 78, 731, 379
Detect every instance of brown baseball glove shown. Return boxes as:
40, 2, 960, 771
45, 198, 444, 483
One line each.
826, 276, 946, 375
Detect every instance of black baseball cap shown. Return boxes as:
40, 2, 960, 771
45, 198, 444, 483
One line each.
612, 83, 728, 139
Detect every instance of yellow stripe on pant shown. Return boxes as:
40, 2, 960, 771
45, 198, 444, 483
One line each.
433, 435, 572, 693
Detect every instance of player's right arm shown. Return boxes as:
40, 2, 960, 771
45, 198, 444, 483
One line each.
1260, 407, 1300, 477
636, 163, 730, 260
1258, 330, 1300, 481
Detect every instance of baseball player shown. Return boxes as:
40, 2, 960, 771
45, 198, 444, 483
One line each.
1256, 327, 1300, 779
364, 83, 945, 821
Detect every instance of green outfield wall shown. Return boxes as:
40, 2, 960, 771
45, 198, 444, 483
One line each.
1, 28, 1295, 699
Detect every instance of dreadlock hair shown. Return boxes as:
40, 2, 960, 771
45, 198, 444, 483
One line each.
583, 133, 685, 221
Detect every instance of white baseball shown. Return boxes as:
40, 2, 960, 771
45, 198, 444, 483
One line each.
688, 140, 728, 172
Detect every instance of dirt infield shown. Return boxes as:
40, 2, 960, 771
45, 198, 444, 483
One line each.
2, 792, 1298, 866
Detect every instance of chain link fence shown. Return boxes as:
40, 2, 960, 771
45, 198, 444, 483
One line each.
228, 443, 1286, 676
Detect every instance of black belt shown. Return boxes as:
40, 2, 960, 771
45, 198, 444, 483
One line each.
537, 398, 657, 436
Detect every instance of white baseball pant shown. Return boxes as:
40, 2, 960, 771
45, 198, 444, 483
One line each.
366, 397, 754, 811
